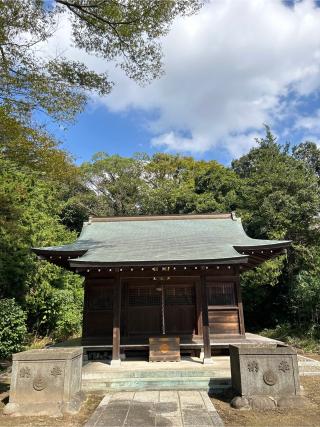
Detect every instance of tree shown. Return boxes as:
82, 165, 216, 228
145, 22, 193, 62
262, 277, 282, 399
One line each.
194, 161, 241, 213
0, 0, 201, 122
232, 127, 320, 243
0, 158, 83, 339
141, 153, 202, 215
71, 152, 240, 219
232, 127, 320, 331
0, 299, 27, 358
292, 141, 320, 178
78, 152, 145, 216
0, 106, 77, 186
0, 158, 76, 298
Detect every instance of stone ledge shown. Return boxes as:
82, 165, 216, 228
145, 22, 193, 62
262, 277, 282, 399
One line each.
13, 347, 83, 361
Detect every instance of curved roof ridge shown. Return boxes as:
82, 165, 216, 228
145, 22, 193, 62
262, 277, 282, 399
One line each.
88, 213, 233, 222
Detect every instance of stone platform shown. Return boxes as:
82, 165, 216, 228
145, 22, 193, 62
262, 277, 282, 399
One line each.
82, 356, 231, 393
81, 354, 320, 393
84, 390, 224, 427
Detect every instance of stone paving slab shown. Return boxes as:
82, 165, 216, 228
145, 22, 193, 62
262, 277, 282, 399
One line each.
298, 355, 320, 376
85, 390, 224, 427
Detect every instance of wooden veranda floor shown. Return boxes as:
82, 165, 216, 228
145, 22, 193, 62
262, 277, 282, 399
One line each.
54, 332, 284, 352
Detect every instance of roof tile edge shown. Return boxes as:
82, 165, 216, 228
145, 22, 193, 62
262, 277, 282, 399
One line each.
89, 213, 232, 222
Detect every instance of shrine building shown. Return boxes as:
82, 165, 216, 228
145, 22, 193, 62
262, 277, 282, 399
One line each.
33, 213, 290, 365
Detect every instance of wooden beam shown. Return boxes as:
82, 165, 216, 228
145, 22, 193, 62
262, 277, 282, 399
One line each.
200, 269, 213, 364
111, 271, 121, 365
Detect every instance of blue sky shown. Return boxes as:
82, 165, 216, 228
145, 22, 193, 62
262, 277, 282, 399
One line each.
53, 106, 234, 165
45, 0, 320, 165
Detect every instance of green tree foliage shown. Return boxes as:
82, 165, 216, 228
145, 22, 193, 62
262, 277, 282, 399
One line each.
0, 299, 27, 358
68, 152, 241, 220
292, 141, 320, 178
81, 152, 145, 216
0, 158, 83, 341
25, 263, 83, 340
140, 153, 204, 214
0, 0, 201, 122
232, 127, 320, 331
232, 127, 320, 242
0, 107, 77, 186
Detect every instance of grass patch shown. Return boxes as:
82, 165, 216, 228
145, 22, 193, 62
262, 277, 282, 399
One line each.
259, 324, 320, 353
25, 335, 54, 350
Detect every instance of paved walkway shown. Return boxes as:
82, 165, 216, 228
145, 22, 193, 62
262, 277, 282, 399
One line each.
298, 355, 320, 376
85, 390, 224, 427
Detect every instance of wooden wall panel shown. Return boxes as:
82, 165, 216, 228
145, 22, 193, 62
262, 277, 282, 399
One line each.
127, 306, 161, 335
86, 312, 113, 337
208, 309, 240, 334
83, 278, 114, 340
165, 306, 196, 334
206, 276, 242, 335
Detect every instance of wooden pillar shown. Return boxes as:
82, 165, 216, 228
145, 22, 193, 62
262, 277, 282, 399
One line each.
111, 271, 121, 366
81, 278, 89, 346
200, 268, 213, 364
236, 267, 246, 336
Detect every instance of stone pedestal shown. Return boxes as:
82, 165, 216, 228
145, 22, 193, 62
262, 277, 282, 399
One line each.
4, 347, 84, 417
229, 344, 306, 410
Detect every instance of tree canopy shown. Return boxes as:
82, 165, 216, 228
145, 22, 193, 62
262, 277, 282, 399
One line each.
0, 0, 201, 122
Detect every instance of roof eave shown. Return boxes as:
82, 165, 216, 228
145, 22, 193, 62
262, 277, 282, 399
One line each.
68, 255, 249, 268
234, 241, 292, 251
32, 248, 88, 257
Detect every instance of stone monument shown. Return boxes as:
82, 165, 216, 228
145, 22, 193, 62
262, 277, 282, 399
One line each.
229, 344, 307, 410
4, 347, 84, 416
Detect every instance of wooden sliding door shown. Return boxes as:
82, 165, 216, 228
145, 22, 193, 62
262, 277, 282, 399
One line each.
165, 284, 196, 335
126, 283, 162, 336
123, 278, 199, 337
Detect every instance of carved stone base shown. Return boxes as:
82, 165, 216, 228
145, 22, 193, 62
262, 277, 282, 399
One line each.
4, 391, 86, 417
231, 394, 310, 411
4, 347, 84, 417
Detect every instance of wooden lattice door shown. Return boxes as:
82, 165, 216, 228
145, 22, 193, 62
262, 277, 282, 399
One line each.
126, 284, 162, 336
164, 284, 196, 335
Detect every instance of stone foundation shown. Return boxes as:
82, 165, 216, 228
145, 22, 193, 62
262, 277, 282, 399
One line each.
229, 344, 308, 410
4, 347, 84, 417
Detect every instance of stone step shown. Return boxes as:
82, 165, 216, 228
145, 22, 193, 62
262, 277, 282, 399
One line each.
82, 376, 231, 392
82, 368, 230, 380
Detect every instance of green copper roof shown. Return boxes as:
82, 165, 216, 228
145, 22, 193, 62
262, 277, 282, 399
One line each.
33, 214, 290, 266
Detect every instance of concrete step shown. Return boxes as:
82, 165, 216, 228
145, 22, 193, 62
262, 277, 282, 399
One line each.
82, 368, 229, 380
82, 376, 231, 392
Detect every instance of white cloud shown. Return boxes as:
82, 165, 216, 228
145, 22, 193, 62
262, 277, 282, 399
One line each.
41, 0, 320, 158
151, 132, 210, 154
294, 109, 320, 132
303, 135, 320, 146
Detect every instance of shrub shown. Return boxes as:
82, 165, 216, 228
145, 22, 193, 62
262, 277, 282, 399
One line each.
0, 299, 27, 359
25, 264, 83, 340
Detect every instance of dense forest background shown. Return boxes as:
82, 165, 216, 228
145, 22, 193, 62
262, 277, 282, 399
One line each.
1, 1, 320, 358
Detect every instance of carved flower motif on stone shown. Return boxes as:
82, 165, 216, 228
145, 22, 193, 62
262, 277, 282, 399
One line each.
263, 369, 278, 386
247, 360, 259, 373
50, 366, 63, 377
278, 360, 290, 372
19, 366, 31, 378
33, 375, 47, 391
